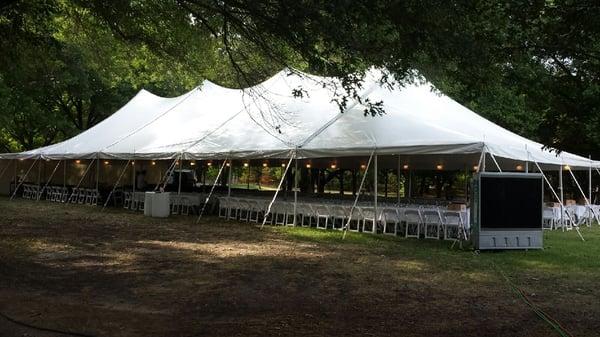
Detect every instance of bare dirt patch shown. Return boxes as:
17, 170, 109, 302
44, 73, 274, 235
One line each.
0, 198, 598, 336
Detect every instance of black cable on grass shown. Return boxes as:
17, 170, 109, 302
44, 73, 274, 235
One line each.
488, 259, 574, 337
0, 311, 97, 337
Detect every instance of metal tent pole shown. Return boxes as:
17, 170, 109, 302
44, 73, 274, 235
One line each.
373, 154, 378, 233
14, 159, 17, 193
589, 156, 593, 200
227, 160, 232, 198
96, 154, 100, 192
397, 155, 401, 205
293, 150, 299, 226
177, 155, 182, 196
559, 164, 564, 229
63, 160, 66, 190
408, 169, 412, 198
525, 145, 529, 173
132, 159, 136, 194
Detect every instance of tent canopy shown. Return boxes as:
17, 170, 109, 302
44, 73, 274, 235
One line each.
1, 68, 597, 170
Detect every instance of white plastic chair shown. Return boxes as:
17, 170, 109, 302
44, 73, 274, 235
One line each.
404, 209, 422, 238
422, 209, 442, 239
442, 211, 463, 240
314, 204, 331, 229
382, 208, 401, 235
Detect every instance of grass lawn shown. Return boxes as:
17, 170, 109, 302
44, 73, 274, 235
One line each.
0, 197, 598, 336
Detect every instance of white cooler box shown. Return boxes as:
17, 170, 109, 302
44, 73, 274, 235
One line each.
151, 192, 171, 218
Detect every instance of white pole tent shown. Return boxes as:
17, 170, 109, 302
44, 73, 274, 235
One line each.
0, 68, 597, 170
2, 68, 599, 237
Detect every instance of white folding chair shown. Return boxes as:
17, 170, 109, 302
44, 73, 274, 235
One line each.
542, 208, 556, 230
314, 204, 331, 229
347, 207, 364, 232
218, 197, 229, 218
442, 211, 462, 240
404, 209, 422, 238
361, 207, 379, 233
422, 209, 442, 239
123, 191, 132, 209
228, 198, 240, 220
382, 208, 401, 235
237, 199, 251, 222
330, 205, 347, 230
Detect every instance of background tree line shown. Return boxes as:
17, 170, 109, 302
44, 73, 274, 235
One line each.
1, 0, 599, 158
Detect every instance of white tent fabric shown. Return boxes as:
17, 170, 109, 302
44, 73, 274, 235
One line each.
1, 68, 597, 169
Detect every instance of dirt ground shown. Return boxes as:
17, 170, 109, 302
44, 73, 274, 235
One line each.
0, 198, 598, 337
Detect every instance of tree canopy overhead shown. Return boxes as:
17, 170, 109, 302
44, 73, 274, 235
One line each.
1, 0, 599, 157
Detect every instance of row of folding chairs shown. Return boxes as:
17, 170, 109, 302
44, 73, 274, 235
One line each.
67, 188, 100, 205
543, 206, 599, 230
123, 192, 145, 211
218, 197, 467, 240
21, 184, 41, 200
171, 196, 192, 215
45, 186, 70, 203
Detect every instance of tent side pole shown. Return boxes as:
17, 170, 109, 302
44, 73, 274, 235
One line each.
481, 149, 486, 172
96, 154, 100, 191
177, 154, 182, 196
10, 157, 40, 201
408, 169, 412, 199
373, 154, 378, 233
589, 155, 593, 202
227, 159, 232, 198
397, 155, 401, 205
132, 159, 136, 195
14, 159, 17, 194
559, 165, 564, 230
525, 145, 529, 173
36, 158, 41, 195
293, 149, 299, 226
